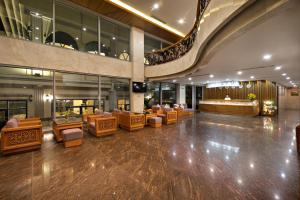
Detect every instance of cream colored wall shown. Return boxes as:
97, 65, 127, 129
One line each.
279, 87, 300, 110
0, 36, 132, 78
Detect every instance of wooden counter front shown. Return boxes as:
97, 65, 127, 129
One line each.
199, 100, 260, 116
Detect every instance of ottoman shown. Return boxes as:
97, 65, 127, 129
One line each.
62, 128, 83, 148
149, 117, 162, 128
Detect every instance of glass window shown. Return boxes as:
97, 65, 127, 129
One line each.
186, 85, 193, 108
0, 66, 53, 121
0, 0, 53, 43
196, 86, 203, 109
144, 82, 160, 108
101, 77, 130, 111
161, 83, 176, 107
144, 35, 161, 53
100, 18, 130, 60
54, 2, 98, 54
55, 72, 99, 118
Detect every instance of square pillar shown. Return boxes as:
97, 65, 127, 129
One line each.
130, 27, 144, 113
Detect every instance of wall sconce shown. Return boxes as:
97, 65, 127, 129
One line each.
43, 94, 53, 102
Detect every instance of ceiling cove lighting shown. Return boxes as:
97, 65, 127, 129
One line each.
108, 0, 185, 37
206, 81, 240, 88
263, 54, 272, 60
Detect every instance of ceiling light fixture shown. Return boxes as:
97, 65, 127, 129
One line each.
172, 80, 177, 83
178, 19, 185, 24
35, 27, 40, 30
282, 73, 287, 76
108, 0, 185, 37
263, 54, 272, 60
112, 36, 116, 40
275, 66, 282, 70
152, 3, 159, 10
188, 77, 192, 81
250, 76, 255, 79
75, 37, 79, 40
286, 77, 290, 80
82, 27, 87, 31
209, 74, 214, 78
237, 71, 243, 75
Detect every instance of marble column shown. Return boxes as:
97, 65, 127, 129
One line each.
176, 84, 186, 105
192, 85, 196, 110
130, 27, 145, 113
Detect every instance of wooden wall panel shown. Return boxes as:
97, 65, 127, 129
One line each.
203, 80, 277, 108
67, 0, 182, 43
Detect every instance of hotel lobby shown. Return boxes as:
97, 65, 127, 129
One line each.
0, 0, 300, 199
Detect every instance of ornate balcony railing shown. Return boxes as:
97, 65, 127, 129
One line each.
144, 0, 210, 66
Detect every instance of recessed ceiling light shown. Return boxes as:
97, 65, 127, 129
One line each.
112, 36, 116, 40
172, 80, 177, 83
82, 27, 87, 31
250, 76, 255, 79
282, 73, 287, 76
75, 37, 79, 40
275, 66, 282, 70
178, 19, 185, 24
35, 37, 39, 40
263, 54, 272, 60
35, 27, 40, 30
286, 77, 290, 80
35, 12, 40, 16
237, 71, 243, 75
188, 77, 192, 81
152, 3, 159, 10
108, 0, 185, 37
209, 74, 214, 78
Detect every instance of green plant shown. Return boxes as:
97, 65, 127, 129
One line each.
247, 93, 256, 101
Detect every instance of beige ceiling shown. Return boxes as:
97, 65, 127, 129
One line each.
121, 0, 198, 35
175, 0, 300, 88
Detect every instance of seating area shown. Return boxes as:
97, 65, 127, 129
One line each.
0, 105, 193, 155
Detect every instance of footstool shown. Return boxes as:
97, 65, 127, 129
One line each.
62, 128, 83, 148
149, 117, 162, 128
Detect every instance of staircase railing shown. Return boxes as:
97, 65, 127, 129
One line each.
144, 0, 210, 66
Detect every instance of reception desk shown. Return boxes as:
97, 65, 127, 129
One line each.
199, 100, 260, 116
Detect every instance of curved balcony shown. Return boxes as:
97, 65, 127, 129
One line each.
145, 0, 253, 79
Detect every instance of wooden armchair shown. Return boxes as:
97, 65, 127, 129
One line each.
157, 109, 177, 125
119, 112, 145, 131
1, 118, 43, 155
87, 114, 117, 137
174, 108, 194, 118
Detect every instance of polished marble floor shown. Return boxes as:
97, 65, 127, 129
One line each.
0, 110, 299, 200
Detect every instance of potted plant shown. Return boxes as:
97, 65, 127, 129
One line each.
247, 93, 256, 101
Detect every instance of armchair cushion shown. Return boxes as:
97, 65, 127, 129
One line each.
62, 128, 83, 141
6, 118, 18, 128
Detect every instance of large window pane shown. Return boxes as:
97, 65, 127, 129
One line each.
55, 72, 99, 118
100, 18, 130, 61
101, 77, 130, 111
0, 0, 53, 43
54, 2, 98, 54
162, 83, 176, 107
145, 82, 160, 108
0, 66, 53, 123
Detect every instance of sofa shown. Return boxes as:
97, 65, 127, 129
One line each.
87, 113, 117, 137
1, 118, 43, 155
157, 108, 178, 125
118, 111, 145, 131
